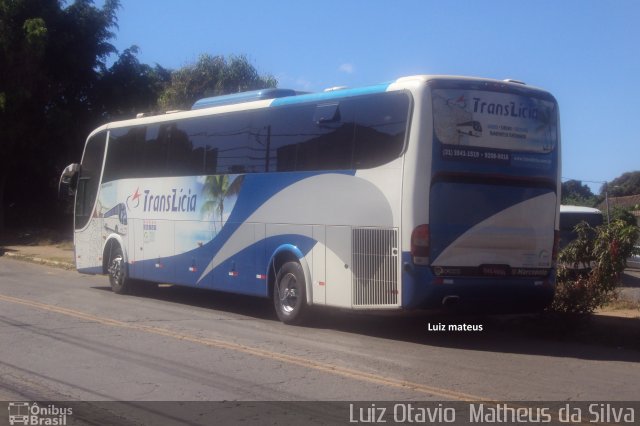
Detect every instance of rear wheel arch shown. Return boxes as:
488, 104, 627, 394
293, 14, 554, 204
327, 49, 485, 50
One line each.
267, 245, 314, 325
266, 245, 313, 305
273, 260, 309, 325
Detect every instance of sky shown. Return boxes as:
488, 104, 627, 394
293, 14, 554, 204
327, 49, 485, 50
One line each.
98, 0, 639, 194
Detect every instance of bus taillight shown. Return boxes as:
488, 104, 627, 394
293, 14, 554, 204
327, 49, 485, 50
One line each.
411, 224, 430, 265
552, 230, 560, 262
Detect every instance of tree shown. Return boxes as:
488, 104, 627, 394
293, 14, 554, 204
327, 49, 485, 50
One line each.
158, 54, 277, 111
94, 46, 171, 120
610, 207, 638, 228
600, 171, 640, 197
561, 180, 597, 206
0, 1, 279, 233
0, 0, 120, 231
553, 219, 639, 314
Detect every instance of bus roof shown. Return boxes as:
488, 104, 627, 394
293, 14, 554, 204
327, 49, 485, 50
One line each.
191, 88, 298, 110
87, 74, 553, 139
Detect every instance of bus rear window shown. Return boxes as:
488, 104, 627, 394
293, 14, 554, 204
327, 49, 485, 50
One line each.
432, 88, 557, 153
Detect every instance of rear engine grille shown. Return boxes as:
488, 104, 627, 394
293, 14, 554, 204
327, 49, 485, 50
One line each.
352, 227, 399, 306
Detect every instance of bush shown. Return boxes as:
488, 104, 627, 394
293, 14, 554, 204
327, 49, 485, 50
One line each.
551, 219, 639, 314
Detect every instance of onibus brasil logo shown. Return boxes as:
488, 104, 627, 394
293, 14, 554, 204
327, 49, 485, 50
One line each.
7, 402, 72, 425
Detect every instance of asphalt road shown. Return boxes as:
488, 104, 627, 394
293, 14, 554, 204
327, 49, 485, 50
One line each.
1, 257, 639, 422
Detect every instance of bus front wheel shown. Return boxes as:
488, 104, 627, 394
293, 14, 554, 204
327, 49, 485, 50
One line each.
273, 261, 308, 325
108, 245, 132, 294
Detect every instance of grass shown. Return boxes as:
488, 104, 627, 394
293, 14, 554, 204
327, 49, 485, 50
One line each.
56, 240, 74, 251
602, 295, 640, 311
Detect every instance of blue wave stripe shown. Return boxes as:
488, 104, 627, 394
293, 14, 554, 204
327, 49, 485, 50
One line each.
131, 234, 316, 297
429, 183, 553, 261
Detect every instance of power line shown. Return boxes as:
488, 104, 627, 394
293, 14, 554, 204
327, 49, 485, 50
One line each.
561, 177, 607, 184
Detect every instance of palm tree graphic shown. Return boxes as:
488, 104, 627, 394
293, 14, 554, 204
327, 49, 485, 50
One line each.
200, 174, 244, 233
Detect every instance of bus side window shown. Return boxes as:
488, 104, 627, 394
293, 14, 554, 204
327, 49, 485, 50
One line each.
103, 127, 145, 181
206, 113, 250, 174
167, 122, 197, 176
247, 110, 271, 173
267, 103, 355, 172
262, 106, 304, 172
187, 116, 218, 176
351, 92, 410, 168
144, 125, 169, 176
302, 102, 354, 171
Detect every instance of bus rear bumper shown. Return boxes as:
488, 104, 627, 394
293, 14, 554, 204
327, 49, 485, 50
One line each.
402, 258, 556, 313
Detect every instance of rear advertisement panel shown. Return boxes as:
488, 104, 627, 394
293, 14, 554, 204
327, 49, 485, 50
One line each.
432, 88, 558, 161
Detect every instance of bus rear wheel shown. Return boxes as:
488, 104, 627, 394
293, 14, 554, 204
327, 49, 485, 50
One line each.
108, 245, 132, 294
273, 261, 308, 325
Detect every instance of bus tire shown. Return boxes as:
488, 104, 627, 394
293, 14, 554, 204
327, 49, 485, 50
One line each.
107, 245, 132, 295
273, 261, 308, 325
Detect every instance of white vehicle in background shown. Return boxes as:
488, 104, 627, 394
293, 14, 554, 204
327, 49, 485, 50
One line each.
628, 246, 640, 270
559, 205, 603, 251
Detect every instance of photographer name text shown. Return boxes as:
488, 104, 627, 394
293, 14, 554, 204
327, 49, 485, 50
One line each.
349, 403, 635, 424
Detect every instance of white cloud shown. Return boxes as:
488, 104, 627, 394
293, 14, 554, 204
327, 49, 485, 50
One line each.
295, 77, 313, 91
276, 72, 315, 91
339, 63, 355, 74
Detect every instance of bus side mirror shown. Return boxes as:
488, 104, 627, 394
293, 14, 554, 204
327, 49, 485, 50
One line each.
58, 163, 79, 200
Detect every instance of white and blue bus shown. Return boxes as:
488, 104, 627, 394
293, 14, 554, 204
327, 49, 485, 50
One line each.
60, 75, 560, 323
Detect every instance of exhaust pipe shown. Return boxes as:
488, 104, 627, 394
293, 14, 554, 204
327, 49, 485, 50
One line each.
442, 295, 460, 306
